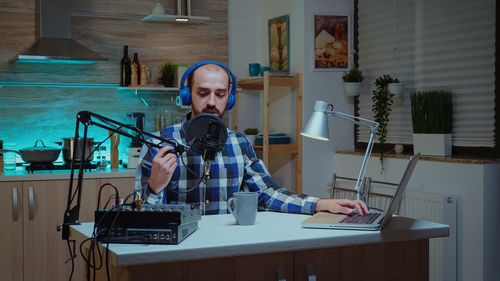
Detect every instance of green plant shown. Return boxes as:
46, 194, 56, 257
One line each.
372, 74, 397, 144
411, 90, 452, 134
244, 128, 259, 135
371, 74, 397, 170
159, 62, 178, 86
342, 68, 364, 82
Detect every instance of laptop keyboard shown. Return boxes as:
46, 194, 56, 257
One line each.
341, 212, 382, 224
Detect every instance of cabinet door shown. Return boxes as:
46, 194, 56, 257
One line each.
97, 177, 135, 209
235, 252, 294, 281
295, 241, 429, 281
0, 181, 23, 281
22, 179, 97, 281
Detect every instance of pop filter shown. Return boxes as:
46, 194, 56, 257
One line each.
184, 113, 227, 162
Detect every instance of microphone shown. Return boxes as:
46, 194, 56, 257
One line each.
184, 113, 227, 179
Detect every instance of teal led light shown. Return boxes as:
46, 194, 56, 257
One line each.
0, 82, 120, 88
16, 59, 97, 65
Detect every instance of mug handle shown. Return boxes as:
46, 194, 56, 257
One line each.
227, 197, 238, 219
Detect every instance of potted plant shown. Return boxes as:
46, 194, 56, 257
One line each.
159, 62, 178, 87
388, 78, 404, 97
371, 74, 396, 170
411, 90, 452, 156
243, 128, 259, 145
342, 68, 364, 96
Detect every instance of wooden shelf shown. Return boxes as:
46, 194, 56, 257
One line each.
233, 72, 303, 193
142, 14, 210, 23
118, 85, 179, 92
252, 144, 300, 155
237, 75, 300, 91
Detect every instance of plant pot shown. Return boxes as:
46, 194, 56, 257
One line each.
343, 82, 362, 96
388, 82, 404, 97
245, 134, 257, 145
161, 76, 175, 87
413, 133, 452, 156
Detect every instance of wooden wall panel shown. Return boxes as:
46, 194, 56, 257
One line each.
0, 0, 228, 83
0, 0, 36, 10
71, 0, 228, 22
0, 0, 228, 156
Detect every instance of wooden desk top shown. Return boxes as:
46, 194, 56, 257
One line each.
70, 211, 449, 267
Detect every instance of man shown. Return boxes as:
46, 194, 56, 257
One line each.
135, 62, 368, 216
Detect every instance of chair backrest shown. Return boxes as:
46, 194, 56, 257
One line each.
330, 173, 403, 214
329, 173, 371, 201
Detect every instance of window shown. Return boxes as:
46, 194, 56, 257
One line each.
355, 0, 498, 157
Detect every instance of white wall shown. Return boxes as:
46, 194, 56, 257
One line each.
228, 0, 261, 132
229, 1, 500, 280
302, 0, 354, 198
229, 0, 355, 197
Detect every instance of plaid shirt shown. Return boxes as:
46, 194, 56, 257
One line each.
135, 115, 318, 215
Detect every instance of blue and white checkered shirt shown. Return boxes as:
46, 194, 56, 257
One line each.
135, 115, 318, 215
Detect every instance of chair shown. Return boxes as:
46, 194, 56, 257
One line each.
329, 173, 372, 202
329, 173, 402, 214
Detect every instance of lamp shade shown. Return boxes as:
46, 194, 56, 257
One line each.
300, 101, 329, 141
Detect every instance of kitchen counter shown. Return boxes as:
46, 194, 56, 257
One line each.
0, 166, 135, 181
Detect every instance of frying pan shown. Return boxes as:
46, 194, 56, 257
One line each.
0, 139, 61, 164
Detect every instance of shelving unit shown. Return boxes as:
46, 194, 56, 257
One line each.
119, 85, 179, 91
118, 85, 180, 95
234, 72, 303, 193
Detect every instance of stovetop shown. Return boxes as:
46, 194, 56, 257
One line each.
25, 162, 98, 173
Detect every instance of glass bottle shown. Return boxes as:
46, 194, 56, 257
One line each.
120, 46, 131, 86
132, 52, 141, 84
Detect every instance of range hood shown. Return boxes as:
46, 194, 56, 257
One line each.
9, 0, 107, 64
142, 0, 210, 23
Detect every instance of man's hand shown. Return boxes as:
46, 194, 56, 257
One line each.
314, 198, 369, 215
148, 145, 178, 194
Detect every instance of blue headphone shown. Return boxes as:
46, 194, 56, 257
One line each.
179, 61, 237, 110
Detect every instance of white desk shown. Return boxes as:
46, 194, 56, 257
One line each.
71, 211, 449, 281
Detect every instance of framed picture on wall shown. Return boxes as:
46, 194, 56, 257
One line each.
313, 14, 350, 71
268, 15, 290, 73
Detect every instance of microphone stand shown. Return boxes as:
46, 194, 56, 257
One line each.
59, 111, 187, 241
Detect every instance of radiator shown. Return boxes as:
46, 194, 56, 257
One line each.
331, 178, 459, 281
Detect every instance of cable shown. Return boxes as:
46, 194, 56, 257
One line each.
69, 128, 125, 205
165, 152, 205, 194
79, 203, 132, 281
97, 183, 120, 210
66, 240, 75, 281
102, 195, 117, 210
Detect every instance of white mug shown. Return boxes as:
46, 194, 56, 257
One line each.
227, 192, 258, 225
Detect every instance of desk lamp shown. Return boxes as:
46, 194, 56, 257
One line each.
301, 101, 379, 201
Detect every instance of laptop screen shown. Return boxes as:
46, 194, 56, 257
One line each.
378, 153, 420, 229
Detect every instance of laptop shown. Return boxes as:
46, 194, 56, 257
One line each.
301, 153, 420, 231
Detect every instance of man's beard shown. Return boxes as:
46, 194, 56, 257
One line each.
202, 106, 225, 118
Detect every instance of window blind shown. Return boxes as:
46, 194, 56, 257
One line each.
357, 0, 495, 147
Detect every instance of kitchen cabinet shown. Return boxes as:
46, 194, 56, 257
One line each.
96, 177, 136, 208
0, 175, 134, 281
0, 181, 23, 281
22, 179, 97, 281
234, 72, 303, 193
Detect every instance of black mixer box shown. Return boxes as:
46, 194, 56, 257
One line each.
94, 204, 201, 244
